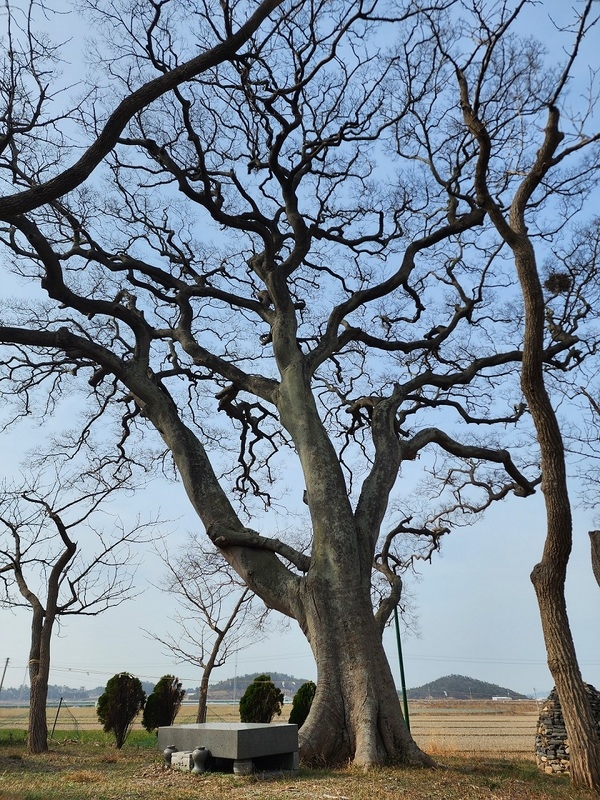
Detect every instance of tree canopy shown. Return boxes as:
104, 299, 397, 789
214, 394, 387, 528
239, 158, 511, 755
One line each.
0, 0, 599, 773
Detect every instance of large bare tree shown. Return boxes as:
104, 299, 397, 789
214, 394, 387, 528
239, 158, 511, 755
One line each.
0, 0, 598, 771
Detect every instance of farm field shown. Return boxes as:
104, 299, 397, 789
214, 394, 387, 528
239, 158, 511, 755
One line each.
0, 699, 540, 756
408, 699, 539, 756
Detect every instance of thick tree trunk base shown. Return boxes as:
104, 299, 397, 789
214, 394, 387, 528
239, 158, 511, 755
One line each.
299, 678, 434, 768
298, 582, 433, 768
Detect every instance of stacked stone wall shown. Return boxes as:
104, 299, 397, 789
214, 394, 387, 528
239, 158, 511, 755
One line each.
535, 685, 600, 775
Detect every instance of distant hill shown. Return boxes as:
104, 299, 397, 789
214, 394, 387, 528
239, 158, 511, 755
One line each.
0, 672, 530, 704
201, 672, 312, 701
406, 674, 526, 700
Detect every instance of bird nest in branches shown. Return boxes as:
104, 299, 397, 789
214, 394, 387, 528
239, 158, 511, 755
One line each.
543, 272, 572, 294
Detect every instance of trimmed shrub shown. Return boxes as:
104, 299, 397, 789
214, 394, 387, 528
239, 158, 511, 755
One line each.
96, 672, 146, 748
288, 681, 316, 728
142, 674, 185, 733
239, 673, 284, 723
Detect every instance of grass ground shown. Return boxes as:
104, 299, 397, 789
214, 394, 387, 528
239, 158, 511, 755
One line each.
1, 702, 595, 800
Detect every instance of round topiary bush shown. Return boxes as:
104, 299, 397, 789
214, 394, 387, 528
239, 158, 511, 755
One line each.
239, 674, 284, 723
96, 672, 146, 748
142, 674, 185, 733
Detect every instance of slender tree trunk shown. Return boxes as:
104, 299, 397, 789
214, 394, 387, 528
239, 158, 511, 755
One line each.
11, 507, 76, 755
195, 621, 234, 723
513, 239, 600, 792
464, 97, 600, 790
27, 612, 53, 754
196, 672, 209, 724
532, 559, 600, 787
590, 531, 600, 590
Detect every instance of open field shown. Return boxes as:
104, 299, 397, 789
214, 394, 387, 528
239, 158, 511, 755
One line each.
2, 701, 596, 800
0, 700, 541, 757
408, 700, 540, 757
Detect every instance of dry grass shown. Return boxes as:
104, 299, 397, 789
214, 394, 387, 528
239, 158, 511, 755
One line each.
0, 699, 540, 731
2, 702, 594, 800
409, 710, 538, 757
0, 743, 595, 800
61, 770, 105, 784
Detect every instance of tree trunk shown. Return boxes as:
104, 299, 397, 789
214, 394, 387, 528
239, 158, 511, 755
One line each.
143, 355, 432, 767
196, 672, 209, 724
511, 232, 600, 792
27, 611, 52, 754
298, 574, 432, 767
590, 531, 600, 590
463, 96, 600, 791
531, 561, 600, 788
28, 674, 50, 754
195, 620, 234, 723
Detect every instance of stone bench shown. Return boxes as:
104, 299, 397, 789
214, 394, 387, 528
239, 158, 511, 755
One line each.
157, 722, 299, 773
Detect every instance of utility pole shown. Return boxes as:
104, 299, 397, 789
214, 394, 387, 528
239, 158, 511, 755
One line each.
0, 657, 9, 701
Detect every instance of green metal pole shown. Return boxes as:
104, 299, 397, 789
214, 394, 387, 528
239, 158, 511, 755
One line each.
393, 606, 410, 732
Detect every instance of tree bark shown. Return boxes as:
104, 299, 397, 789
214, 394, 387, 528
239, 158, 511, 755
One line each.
28, 673, 50, 754
27, 609, 53, 754
461, 89, 600, 792
298, 575, 432, 766
514, 239, 600, 791
194, 591, 248, 724
514, 241, 600, 792
11, 506, 76, 755
590, 531, 600, 590
137, 382, 428, 765
273, 348, 428, 765
196, 674, 209, 724
531, 559, 600, 788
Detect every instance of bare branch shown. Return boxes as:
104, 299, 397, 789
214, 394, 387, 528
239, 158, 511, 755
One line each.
0, 0, 285, 219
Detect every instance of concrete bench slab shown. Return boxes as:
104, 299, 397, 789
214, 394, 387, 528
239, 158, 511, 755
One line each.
158, 722, 299, 772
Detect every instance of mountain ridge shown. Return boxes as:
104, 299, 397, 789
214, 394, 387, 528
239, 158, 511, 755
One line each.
0, 672, 528, 702
406, 673, 527, 700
